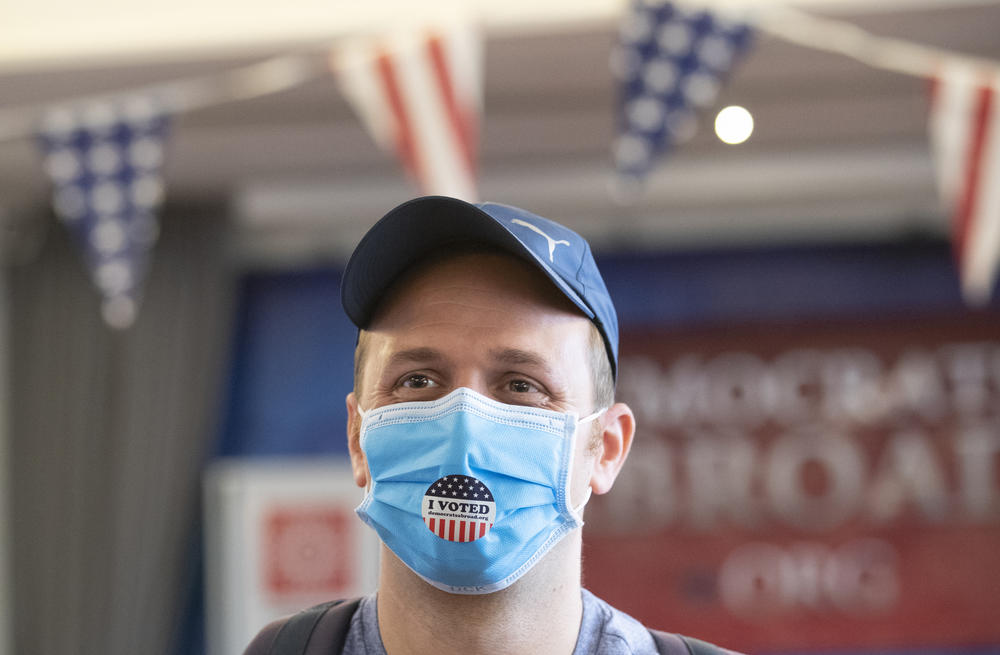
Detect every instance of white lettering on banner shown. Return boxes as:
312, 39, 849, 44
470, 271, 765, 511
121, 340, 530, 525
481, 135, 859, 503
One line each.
600, 341, 1000, 534
619, 343, 1000, 429
956, 427, 1000, 519
685, 432, 760, 529
944, 343, 995, 415
868, 431, 950, 524
596, 423, 1000, 532
703, 353, 771, 427
718, 539, 900, 617
765, 428, 865, 531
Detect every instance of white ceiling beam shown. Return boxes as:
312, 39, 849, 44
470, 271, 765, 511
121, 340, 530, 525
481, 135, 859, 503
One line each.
2, 0, 998, 72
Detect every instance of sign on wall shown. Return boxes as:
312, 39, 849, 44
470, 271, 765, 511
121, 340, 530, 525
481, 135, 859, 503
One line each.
204, 459, 379, 655
584, 312, 1000, 653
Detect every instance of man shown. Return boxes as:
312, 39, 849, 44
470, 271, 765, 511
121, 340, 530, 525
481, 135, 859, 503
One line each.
245, 196, 738, 655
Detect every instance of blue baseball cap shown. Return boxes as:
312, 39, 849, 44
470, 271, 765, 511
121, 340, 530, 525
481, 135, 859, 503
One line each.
341, 195, 620, 380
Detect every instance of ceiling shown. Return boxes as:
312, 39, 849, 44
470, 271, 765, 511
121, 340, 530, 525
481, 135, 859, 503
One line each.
1, 1, 998, 266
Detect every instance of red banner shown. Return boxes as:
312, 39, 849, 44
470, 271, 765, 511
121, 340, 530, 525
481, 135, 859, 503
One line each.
584, 312, 1000, 653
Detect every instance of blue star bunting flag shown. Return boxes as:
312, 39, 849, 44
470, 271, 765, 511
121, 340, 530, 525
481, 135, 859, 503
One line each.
37, 97, 170, 329
611, 1, 753, 186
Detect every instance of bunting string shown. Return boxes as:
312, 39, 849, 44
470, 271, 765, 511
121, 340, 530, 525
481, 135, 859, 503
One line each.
745, 4, 1000, 80
1, 6, 998, 144
0, 53, 328, 143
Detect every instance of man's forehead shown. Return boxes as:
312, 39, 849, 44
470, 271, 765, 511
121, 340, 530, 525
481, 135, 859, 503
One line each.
369, 249, 584, 328
378, 345, 558, 371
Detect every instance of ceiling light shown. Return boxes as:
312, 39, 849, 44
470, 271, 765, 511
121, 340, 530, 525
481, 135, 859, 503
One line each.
715, 105, 753, 145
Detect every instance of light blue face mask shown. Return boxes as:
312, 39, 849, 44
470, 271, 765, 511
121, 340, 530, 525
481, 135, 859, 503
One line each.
356, 387, 603, 594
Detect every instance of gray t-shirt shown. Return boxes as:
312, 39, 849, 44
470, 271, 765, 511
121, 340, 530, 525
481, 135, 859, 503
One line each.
342, 588, 657, 655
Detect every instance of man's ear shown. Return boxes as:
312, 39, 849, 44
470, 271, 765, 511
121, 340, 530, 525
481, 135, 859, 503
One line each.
346, 392, 369, 488
589, 402, 635, 495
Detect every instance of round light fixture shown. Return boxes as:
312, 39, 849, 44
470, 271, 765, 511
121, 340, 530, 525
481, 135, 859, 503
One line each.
715, 105, 754, 145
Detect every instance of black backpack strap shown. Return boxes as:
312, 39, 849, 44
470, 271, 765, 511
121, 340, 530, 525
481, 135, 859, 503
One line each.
650, 629, 729, 655
266, 597, 362, 655
679, 635, 728, 655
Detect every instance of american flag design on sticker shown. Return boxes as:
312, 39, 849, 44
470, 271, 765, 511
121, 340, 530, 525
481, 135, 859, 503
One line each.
422, 475, 496, 542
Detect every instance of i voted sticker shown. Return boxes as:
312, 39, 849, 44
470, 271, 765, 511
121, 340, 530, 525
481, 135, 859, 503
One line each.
422, 474, 496, 542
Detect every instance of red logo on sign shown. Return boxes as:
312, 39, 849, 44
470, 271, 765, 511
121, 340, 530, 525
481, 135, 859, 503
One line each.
262, 505, 354, 597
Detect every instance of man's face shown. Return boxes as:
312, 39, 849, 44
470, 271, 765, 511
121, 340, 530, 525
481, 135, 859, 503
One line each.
348, 251, 599, 506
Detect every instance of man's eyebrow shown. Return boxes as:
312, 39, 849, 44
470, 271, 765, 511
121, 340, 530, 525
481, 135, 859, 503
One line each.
490, 348, 551, 370
385, 347, 445, 368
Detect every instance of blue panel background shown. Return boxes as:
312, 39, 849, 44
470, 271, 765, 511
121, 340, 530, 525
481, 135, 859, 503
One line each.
603, 241, 967, 328
216, 268, 357, 457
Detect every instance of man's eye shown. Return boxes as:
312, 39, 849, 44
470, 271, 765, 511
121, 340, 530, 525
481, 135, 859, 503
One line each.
508, 379, 538, 394
401, 374, 435, 389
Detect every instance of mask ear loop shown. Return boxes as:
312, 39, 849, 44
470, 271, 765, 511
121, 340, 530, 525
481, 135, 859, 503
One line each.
355, 404, 372, 492
577, 407, 607, 425
572, 487, 592, 518
567, 407, 607, 520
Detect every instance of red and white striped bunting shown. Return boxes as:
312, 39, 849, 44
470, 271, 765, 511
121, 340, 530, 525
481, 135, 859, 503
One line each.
930, 64, 1000, 305
335, 25, 481, 201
